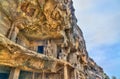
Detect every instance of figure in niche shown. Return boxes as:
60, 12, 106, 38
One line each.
59, 52, 67, 61
59, 47, 68, 60
45, 40, 57, 58
45, 40, 52, 57
75, 36, 80, 50
81, 53, 88, 65
60, 31, 68, 47
67, 52, 78, 67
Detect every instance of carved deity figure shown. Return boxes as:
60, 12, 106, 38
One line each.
45, 40, 57, 58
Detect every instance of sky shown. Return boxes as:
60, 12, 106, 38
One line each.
73, 0, 120, 78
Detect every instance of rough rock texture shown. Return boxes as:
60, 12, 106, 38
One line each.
0, 0, 109, 79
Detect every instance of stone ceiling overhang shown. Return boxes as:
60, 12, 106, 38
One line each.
0, 34, 72, 73
0, 0, 71, 40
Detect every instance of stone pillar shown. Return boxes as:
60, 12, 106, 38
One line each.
9, 68, 20, 79
74, 69, 77, 79
51, 40, 57, 58
7, 24, 15, 39
42, 71, 45, 79
32, 72, 35, 79
11, 27, 19, 42
64, 65, 68, 79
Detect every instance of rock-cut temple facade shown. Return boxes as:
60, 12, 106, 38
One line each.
0, 0, 109, 79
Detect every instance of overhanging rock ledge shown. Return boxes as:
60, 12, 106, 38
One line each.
0, 0, 109, 79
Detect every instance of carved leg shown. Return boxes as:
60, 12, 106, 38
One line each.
60, 31, 68, 46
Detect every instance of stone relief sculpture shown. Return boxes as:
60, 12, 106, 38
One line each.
0, 0, 109, 79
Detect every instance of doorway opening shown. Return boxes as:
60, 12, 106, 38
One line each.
37, 46, 44, 54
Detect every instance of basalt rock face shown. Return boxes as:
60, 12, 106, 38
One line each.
0, 0, 109, 79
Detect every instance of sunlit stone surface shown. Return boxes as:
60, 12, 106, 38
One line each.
0, 0, 109, 79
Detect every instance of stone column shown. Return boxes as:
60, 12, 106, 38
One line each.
11, 27, 19, 42
32, 72, 35, 79
7, 24, 15, 39
64, 65, 68, 79
74, 69, 77, 79
42, 71, 45, 79
8, 68, 20, 79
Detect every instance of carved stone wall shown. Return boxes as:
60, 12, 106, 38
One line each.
0, 0, 109, 79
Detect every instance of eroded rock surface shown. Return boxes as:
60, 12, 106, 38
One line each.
0, 0, 109, 79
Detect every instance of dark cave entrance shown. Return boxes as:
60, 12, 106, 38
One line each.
0, 73, 9, 79
37, 46, 44, 54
